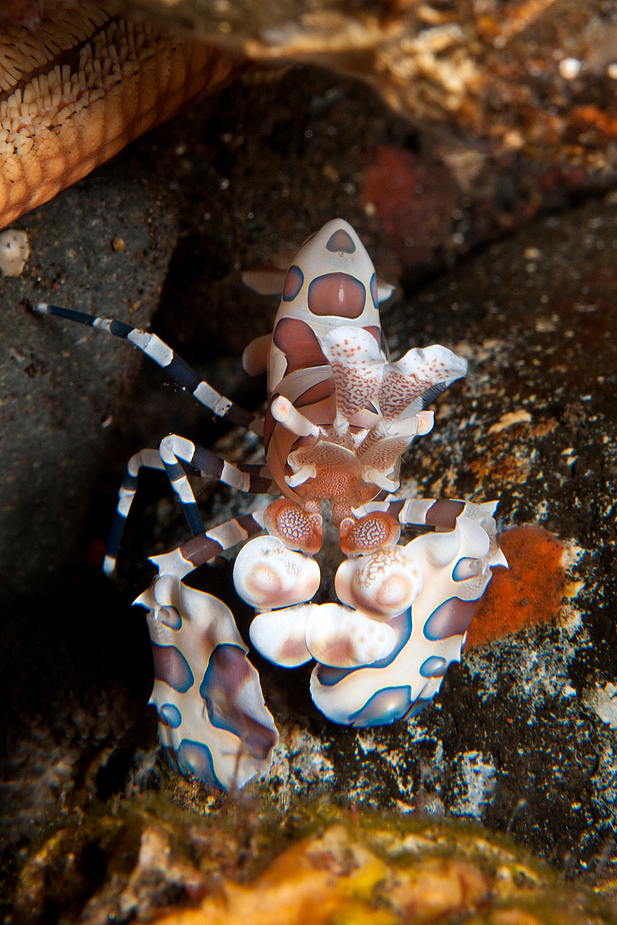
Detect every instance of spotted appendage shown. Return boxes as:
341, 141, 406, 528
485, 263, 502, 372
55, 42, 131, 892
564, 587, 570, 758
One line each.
135, 571, 278, 791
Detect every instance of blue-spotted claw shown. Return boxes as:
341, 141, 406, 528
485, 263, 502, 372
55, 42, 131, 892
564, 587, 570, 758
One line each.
135, 572, 278, 791
310, 508, 505, 726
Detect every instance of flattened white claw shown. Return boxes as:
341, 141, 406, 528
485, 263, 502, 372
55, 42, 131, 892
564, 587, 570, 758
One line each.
423, 527, 462, 567
233, 536, 320, 610
335, 545, 423, 618
307, 500, 508, 728
458, 518, 491, 559
249, 604, 313, 667
306, 603, 397, 668
491, 546, 509, 568
136, 574, 278, 792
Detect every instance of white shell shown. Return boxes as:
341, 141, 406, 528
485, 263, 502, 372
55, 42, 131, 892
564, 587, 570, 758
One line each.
249, 604, 313, 667
335, 545, 424, 618
233, 535, 320, 610
305, 603, 397, 668
422, 527, 462, 567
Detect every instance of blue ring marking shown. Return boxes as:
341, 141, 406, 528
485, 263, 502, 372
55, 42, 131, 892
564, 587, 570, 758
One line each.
151, 643, 194, 693
158, 605, 182, 630
423, 597, 478, 641
176, 738, 220, 788
419, 656, 448, 678
349, 685, 412, 726
159, 702, 182, 728
314, 608, 413, 687
307, 272, 366, 317
314, 663, 353, 687
283, 265, 304, 301
200, 644, 248, 737
370, 273, 378, 308
326, 228, 356, 253
200, 644, 277, 760
452, 557, 482, 582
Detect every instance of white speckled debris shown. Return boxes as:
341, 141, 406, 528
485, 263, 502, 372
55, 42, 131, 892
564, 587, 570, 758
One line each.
449, 751, 497, 819
586, 682, 617, 729
0, 229, 29, 276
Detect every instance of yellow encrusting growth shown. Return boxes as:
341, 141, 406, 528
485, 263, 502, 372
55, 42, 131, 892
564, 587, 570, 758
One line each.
0, 1, 248, 229
148, 820, 602, 925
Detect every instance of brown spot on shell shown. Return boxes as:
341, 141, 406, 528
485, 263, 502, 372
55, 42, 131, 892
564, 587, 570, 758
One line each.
294, 377, 335, 408
151, 642, 193, 692
307, 272, 366, 318
272, 317, 328, 373
325, 227, 355, 253
423, 596, 478, 640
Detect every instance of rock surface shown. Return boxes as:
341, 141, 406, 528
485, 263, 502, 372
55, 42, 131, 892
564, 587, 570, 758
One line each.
2, 60, 617, 920
0, 163, 178, 604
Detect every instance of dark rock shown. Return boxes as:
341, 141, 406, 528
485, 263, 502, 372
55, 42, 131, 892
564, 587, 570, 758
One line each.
0, 164, 178, 606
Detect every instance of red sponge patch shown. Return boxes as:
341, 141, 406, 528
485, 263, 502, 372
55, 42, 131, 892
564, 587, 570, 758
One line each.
466, 525, 565, 649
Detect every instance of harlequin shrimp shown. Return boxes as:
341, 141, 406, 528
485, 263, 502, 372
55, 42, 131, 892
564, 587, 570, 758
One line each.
35, 219, 506, 792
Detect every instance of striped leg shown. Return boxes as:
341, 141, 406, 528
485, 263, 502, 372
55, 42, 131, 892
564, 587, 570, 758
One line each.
104, 440, 275, 577
150, 510, 268, 579
104, 449, 165, 577
34, 303, 262, 434
158, 434, 275, 539
392, 497, 499, 532
352, 497, 499, 533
